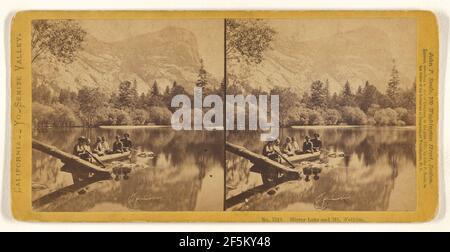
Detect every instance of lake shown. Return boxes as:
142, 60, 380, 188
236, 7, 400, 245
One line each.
32, 127, 224, 212
226, 127, 416, 211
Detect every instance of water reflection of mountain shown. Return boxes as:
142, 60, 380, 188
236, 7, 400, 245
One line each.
32, 128, 224, 211
226, 127, 416, 211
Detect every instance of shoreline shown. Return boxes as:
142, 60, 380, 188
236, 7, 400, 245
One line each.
34, 125, 416, 130
290, 125, 416, 129
98, 125, 171, 129
33, 125, 171, 130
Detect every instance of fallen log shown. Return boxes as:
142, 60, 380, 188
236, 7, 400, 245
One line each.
225, 141, 299, 176
32, 139, 111, 176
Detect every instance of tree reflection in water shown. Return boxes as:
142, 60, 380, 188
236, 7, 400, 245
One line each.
226, 127, 416, 211
32, 128, 224, 212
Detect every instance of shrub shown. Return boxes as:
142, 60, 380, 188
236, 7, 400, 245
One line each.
132, 109, 149, 125
100, 108, 132, 125
394, 107, 414, 125
404, 109, 416, 125
341, 106, 368, 125
308, 110, 324, 125
373, 108, 398, 126
367, 117, 376, 125
283, 108, 300, 127
33, 102, 81, 127
367, 104, 381, 117
323, 109, 342, 125
148, 106, 172, 125
115, 110, 133, 125
397, 120, 406, 126
297, 107, 312, 125
51, 103, 81, 127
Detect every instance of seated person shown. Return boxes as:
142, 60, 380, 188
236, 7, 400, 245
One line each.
282, 137, 294, 156
112, 135, 124, 153
84, 138, 92, 153
121, 133, 133, 151
311, 133, 322, 152
261, 140, 281, 184
101, 136, 113, 154
93, 137, 105, 156
302, 136, 314, 154
291, 137, 301, 155
273, 139, 281, 154
73, 136, 91, 161
262, 140, 280, 162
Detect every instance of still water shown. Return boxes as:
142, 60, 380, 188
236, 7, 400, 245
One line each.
32, 127, 224, 212
226, 127, 416, 211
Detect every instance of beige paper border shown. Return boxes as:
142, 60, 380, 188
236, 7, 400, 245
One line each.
10, 11, 439, 222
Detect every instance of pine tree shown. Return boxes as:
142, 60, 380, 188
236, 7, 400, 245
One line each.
131, 79, 139, 105
343, 81, 352, 97
330, 92, 339, 108
163, 85, 171, 107
340, 80, 355, 106
309, 80, 327, 108
195, 59, 208, 88
325, 79, 330, 105
359, 81, 379, 112
151, 81, 160, 97
387, 59, 400, 106
138, 92, 146, 109
169, 81, 186, 97
78, 86, 105, 126
355, 85, 363, 108
164, 85, 170, 97
356, 86, 363, 96
301, 92, 310, 105
117, 80, 137, 109
401, 81, 416, 110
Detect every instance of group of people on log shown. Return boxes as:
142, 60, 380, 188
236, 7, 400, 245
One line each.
262, 133, 322, 162
73, 133, 133, 161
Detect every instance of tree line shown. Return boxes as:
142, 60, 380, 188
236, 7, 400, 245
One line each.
270, 63, 415, 127
32, 63, 414, 128
32, 60, 223, 128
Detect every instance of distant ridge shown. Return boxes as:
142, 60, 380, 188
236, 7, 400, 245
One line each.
240, 26, 415, 94
32, 26, 219, 95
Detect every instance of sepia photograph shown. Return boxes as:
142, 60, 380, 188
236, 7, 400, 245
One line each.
225, 19, 417, 211
30, 19, 225, 212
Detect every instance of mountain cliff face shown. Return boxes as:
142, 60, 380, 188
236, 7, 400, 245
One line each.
32, 27, 217, 95
33, 25, 414, 96
243, 26, 415, 94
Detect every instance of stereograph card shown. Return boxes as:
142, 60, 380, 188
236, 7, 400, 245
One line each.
10, 11, 439, 222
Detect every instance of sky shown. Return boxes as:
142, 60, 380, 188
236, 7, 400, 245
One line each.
79, 19, 224, 79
